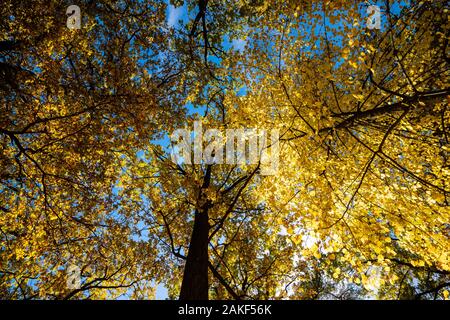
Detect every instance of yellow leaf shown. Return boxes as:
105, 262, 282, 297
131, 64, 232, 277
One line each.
349, 60, 358, 69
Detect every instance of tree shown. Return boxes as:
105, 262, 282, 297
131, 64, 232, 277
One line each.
1, 0, 448, 300
0, 0, 192, 299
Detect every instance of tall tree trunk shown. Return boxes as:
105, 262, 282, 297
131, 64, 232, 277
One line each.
179, 165, 212, 300
179, 208, 209, 300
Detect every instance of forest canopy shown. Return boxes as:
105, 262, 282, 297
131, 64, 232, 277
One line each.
0, 0, 449, 300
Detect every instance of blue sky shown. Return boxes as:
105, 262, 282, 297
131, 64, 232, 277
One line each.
155, 283, 169, 299
166, 1, 188, 28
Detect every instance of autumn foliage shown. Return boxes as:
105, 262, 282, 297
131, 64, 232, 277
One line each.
0, 0, 449, 300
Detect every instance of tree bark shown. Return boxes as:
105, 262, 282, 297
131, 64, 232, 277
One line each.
179, 165, 212, 300
179, 208, 209, 300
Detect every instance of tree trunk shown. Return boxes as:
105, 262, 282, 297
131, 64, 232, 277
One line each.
179, 165, 212, 300
179, 208, 209, 300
